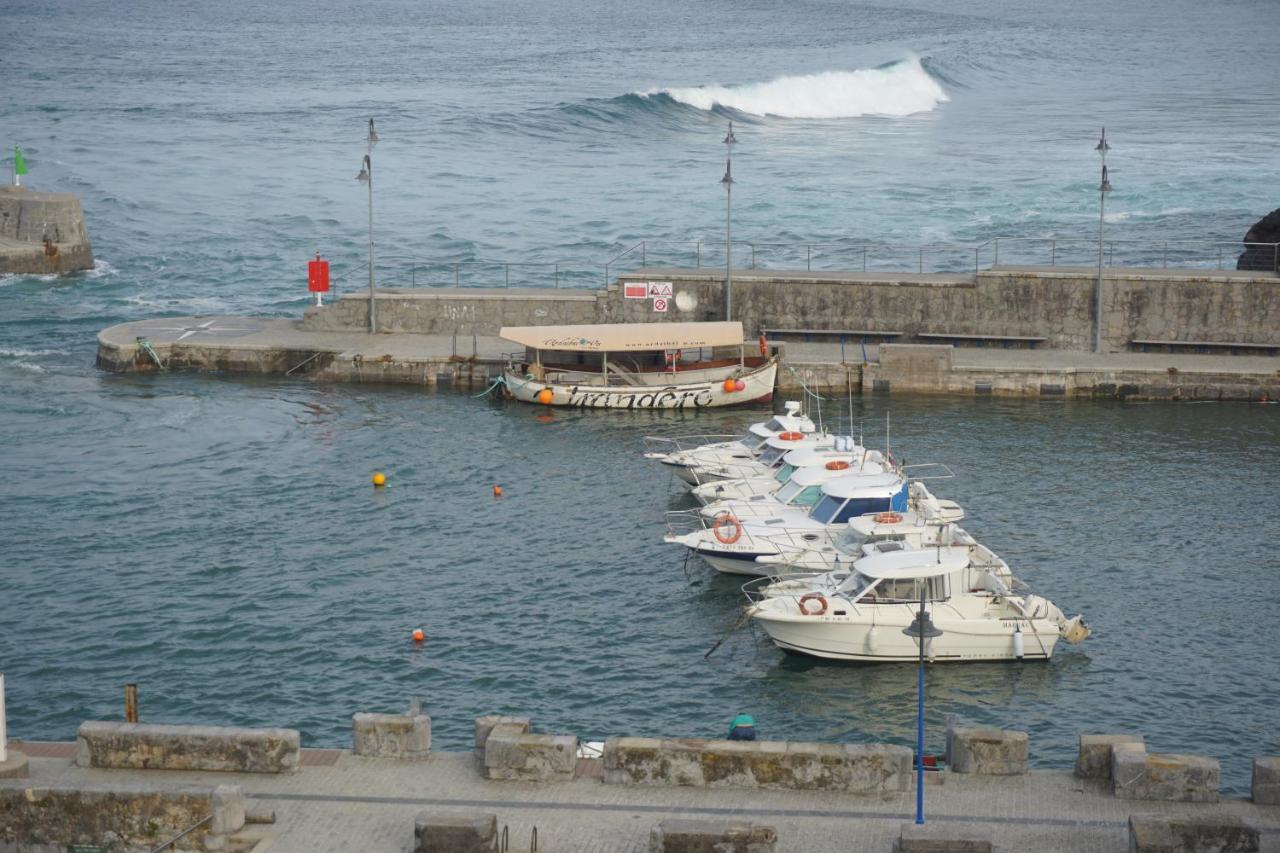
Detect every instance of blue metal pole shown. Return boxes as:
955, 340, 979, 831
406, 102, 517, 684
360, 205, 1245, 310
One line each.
916, 590, 926, 824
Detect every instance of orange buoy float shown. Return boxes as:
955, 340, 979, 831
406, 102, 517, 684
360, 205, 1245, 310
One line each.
798, 593, 828, 616
711, 512, 743, 545
722, 378, 737, 393
372, 471, 387, 488
777, 431, 805, 441
411, 628, 425, 642
493, 485, 503, 498
825, 460, 851, 471
873, 511, 904, 525
535, 388, 554, 405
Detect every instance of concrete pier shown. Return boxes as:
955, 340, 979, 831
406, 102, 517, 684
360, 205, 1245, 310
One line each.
5, 733, 1277, 851
0, 186, 93, 275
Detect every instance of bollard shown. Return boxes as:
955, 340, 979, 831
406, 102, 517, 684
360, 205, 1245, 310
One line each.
125, 683, 138, 723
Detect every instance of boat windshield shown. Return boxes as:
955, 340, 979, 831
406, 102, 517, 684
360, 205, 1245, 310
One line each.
773, 463, 795, 483
775, 482, 823, 507
741, 432, 768, 451
759, 445, 788, 466
834, 528, 866, 554
868, 576, 948, 603
809, 494, 894, 525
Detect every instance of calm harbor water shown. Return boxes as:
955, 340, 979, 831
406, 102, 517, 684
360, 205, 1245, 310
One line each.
2, 0, 1280, 797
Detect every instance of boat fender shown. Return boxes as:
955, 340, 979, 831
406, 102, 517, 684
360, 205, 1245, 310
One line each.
759, 334, 768, 356
711, 513, 743, 545
798, 593, 827, 616
1013, 626, 1025, 660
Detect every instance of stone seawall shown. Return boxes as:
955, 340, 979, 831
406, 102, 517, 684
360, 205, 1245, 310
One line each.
0, 186, 94, 275
301, 266, 1280, 355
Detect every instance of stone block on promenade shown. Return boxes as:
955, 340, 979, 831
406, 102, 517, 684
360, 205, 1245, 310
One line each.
1112, 750, 1219, 802
75, 721, 300, 773
211, 784, 246, 835
474, 714, 531, 762
1075, 734, 1145, 780
648, 818, 777, 853
0, 750, 29, 778
483, 728, 577, 782
1252, 757, 1280, 805
602, 737, 911, 793
353, 701, 431, 759
1128, 813, 1259, 853
899, 822, 994, 852
945, 724, 1029, 775
414, 811, 498, 853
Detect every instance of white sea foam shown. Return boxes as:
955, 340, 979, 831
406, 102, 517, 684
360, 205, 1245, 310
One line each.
644, 57, 947, 119
0, 347, 71, 358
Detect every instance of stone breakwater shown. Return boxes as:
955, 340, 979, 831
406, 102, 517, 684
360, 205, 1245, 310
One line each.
2, 704, 1279, 851
0, 186, 94, 275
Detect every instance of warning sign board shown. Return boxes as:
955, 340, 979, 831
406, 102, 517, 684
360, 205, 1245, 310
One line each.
653, 297, 669, 313
624, 282, 648, 299
647, 281, 673, 298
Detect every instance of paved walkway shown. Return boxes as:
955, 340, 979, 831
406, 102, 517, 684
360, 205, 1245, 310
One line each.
8, 744, 1280, 852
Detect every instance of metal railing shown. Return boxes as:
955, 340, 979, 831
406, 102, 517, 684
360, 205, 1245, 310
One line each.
332, 237, 1279, 293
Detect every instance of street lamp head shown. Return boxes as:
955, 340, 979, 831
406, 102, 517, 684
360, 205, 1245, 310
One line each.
723, 120, 737, 147
720, 158, 734, 188
1095, 127, 1109, 155
902, 609, 943, 644
356, 155, 371, 183
367, 118, 379, 147
1100, 164, 1112, 194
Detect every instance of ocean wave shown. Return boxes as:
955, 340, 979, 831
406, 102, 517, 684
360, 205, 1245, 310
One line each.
637, 57, 948, 119
0, 347, 72, 358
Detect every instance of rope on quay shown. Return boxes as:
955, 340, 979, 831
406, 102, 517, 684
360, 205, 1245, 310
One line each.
473, 374, 507, 398
786, 365, 827, 400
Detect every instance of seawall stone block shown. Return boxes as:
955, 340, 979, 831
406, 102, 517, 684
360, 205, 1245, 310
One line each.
945, 725, 1029, 775
648, 818, 777, 853
603, 737, 911, 793
1112, 750, 1220, 802
474, 715, 531, 762
0, 783, 244, 850
1075, 734, 1145, 780
75, 721, 300, 773
353, 704, 431, 759
414, 811, 499, 853
1251, 757, 1280, 805
899, 822, 994, 852
483, 730, 577, 782
1128, 813, 1259, 853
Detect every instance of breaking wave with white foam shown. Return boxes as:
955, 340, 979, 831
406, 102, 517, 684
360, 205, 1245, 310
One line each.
642, 57, 948, 119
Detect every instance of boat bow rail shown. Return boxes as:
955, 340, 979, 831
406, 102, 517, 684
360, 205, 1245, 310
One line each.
642, 433, 743, 459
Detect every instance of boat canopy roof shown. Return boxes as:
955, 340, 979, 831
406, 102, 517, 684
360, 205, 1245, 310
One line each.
855, 548, 969, 580
848, 510, 929, 534
500, 321, 745, 352
820, 472, 904, 498
783, 448, 849, 467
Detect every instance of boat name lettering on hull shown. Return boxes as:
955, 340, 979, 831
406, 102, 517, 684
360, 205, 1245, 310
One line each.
566, 385, 714, 409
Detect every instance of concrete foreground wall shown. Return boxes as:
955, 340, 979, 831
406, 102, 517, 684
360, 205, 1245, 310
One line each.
0, 783, 243, 852
299, 267, 1280, 354
76, 721, 300, 773
602, 737, 912, 793
0, 187, 94, 275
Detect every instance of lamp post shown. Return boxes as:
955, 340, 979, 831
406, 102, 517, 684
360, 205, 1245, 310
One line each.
720, 121, 737, 321
902, 589, 943, 824
1094, 128, 1111, 354
357, 118, 379, 334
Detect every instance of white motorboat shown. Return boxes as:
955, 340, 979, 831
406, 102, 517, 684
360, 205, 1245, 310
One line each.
664, 472, 917, 576
755, 505, 967, 575
644, 401, 816, 486
688, 442, 887, 504
746, 548, 1090, 663
697, 456, 887, 521
678, 432, 858, 488
502, 321, 778, 410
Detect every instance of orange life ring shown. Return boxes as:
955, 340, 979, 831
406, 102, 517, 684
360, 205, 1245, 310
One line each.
777, 431, 805, 441
873, 511, 904, 524
825, 460, 851, 471
759, 334, 768, 356
799, 592, 828, 616
712, 513, 743, 545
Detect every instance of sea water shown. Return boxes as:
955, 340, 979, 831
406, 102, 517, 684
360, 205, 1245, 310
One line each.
1, 0, 1279, 793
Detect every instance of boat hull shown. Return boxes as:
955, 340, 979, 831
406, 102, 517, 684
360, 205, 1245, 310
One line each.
505, 360, 777, 410
753, 607, 1061, 663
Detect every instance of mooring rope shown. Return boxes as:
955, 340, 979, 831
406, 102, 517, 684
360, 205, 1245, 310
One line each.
472, 374, 506, 398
